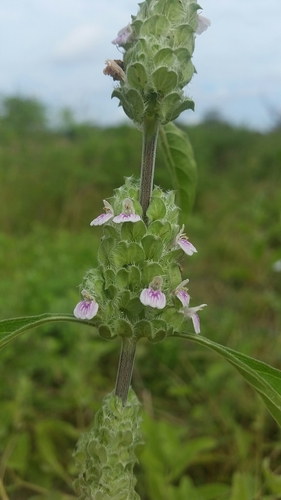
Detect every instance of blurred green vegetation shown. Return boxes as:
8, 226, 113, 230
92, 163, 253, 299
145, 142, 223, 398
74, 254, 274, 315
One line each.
0, 96, 281, 499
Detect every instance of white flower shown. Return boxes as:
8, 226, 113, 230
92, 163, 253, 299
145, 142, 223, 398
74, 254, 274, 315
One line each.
196, 14, 211, 35
174, 279, 190, 307
112, 24, 133, 46
74, 290, 99, 320
90, 200, 114, 226
113, 198, 141, 223
175, 226, 197, 256
140, 276, 166, 309
182, 304, 207, 334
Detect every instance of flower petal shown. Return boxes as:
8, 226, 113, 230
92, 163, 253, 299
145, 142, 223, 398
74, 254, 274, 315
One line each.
140, 288, 166, 309
113, 213, 141, 223
196, 14, 211, 35
175, 289, 190, 307
191, 313, 201, 334
112, 24, 132, 46
90, 213, 114, 226
183, 304, 207, 334
74, 300, 99, 320
177, 238, 197, 255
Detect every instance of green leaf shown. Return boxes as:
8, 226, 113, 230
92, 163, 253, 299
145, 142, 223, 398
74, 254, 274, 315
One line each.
140, 15, 170, 37
121, 219, 147, 242
151, 67, 178, 94
0, 313, 97, 350
35, 420, 74, 487
146, 196, 166, 221
230, 472, 256, 500
159, 123, 197, 225
153, 48, 175, 67
263, 457, 281, 494
141, 234, 163, 260
142, 262, 164, 284
175, 333, 281, 428
127, 88, 145, 121
147, 220, 172, 243
114, 319, 133, 338
127, 62, 148, 90
113, 241, 146, 266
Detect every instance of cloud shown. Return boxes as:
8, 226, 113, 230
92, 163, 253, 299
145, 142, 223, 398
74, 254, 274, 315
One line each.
53, 24, 103, 63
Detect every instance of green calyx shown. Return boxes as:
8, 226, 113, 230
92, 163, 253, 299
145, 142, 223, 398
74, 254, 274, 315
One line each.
80, 178, 195, 343
74, 389, 143, 500
112, 0, 201, 125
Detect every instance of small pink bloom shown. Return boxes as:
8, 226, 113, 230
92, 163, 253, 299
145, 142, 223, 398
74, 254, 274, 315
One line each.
113, 213, 141, 223
175, 289, 190, 308
174, 278, 190, 306
90, 200, 114, 226
74, 290, 99, 320
140, 276, 166, 309
113, 198, 141, 224
175, 226, 197, 256
183, 304, 207, 334
196, 14, 211, 35
140, 288, 166, 309
112, 24, 133, 46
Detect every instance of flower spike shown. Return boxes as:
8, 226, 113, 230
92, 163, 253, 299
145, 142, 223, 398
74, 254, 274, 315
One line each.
74, 290, 99, 320
90, 200, 114, 226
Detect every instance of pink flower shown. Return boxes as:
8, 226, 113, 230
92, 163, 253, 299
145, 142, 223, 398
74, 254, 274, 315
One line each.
113, 198, 141, 223
174, 279, 190, 307
112, 24, 133, 46
175, 226, 197, 256
90, 200, 114, 226
74, 290, 99, 320
140, 276, 166, 309
182, 304, 207, 334
196, 14, 211, 35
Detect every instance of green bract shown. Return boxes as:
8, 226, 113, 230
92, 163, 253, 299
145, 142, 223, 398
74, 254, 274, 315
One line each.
112, 0, 201, 125
81, 178, 196, 343
74, 389, 143, 500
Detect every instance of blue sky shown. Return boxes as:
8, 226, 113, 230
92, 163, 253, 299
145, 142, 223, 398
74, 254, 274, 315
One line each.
1, 0, 281, 130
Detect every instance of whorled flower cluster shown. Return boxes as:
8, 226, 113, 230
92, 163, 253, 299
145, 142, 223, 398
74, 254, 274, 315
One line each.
74, 178, 206, 342
74, 389, 143, 500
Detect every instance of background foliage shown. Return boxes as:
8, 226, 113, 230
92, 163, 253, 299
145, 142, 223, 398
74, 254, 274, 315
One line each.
0, 96, 281, 499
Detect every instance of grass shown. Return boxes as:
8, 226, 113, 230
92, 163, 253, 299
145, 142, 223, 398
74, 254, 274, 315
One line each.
0, 111, 281, 499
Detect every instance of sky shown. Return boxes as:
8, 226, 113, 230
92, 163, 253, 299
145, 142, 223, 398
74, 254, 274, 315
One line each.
1, 0, 281, 130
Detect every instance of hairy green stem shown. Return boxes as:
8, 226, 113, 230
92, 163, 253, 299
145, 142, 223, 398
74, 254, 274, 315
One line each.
139, 114, 159, 220
115, 337, 137, 405
114, 115, 159, 406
